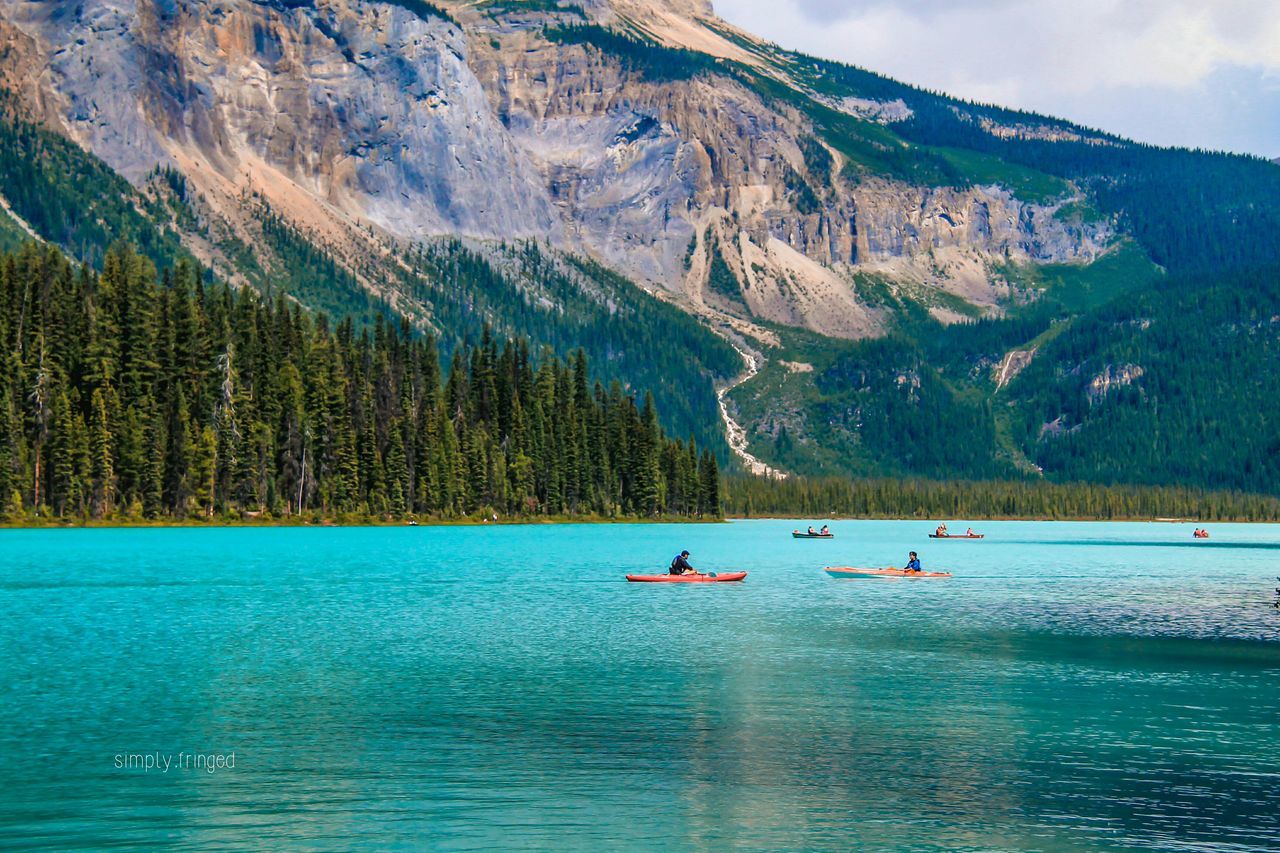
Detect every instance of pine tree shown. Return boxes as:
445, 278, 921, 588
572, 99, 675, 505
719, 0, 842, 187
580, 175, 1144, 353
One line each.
386, 422, 409, 518
0, 385, 14, 519
190, 424, 217, 518
632, 392, 662, 515
89, 386, 114, 517
698, 449, 720, 517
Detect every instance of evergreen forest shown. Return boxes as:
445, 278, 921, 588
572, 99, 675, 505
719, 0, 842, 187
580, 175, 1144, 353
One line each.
0, 243, 721, 523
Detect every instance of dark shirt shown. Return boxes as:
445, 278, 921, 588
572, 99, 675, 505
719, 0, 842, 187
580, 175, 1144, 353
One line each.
906, 558, 922, 572
670, 554, 694, 575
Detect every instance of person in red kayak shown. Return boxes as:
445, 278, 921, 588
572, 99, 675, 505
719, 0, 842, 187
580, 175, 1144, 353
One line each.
903, 551, 922, 573
670, 550, 697, 575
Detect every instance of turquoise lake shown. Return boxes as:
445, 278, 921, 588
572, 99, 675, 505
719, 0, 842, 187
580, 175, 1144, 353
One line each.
1, 520, 1278, 849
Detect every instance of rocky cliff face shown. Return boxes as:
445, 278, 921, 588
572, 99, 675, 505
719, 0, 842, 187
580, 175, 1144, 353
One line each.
0, 0, 1109, 339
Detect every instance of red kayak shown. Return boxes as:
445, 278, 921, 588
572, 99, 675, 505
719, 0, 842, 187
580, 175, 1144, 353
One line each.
626, 572, 748, 583
826, 566, 952, 579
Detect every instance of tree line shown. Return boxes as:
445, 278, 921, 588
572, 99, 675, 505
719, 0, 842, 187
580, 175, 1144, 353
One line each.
724, 476, 1280, 522
0, 242, 721, 523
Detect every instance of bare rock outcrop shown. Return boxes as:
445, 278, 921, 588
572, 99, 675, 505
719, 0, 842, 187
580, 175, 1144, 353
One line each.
0, 0, 1111, 340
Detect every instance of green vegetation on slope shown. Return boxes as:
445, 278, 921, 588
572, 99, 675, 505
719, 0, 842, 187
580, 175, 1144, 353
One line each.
0, 205, 32, 255
729, 328, 1013, 480
929, 146, 1070, 205
0, 100, 739, 464
0, 99, 187, 270
389, 240, 740, 456
704, 234, 745, 307
991, 240, 1163, 312
255, 201, 389, 323
0, 242, 720, 522
731, 255, 1280, 495
1003, 264, 1280, 492
544, 24, 721, 82
378, 0, 454, 23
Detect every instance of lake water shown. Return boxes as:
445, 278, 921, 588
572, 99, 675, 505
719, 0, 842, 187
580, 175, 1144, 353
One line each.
1, 520, 1278, 849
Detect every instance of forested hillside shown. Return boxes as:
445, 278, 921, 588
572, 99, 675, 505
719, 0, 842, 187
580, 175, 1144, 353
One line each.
0, 243, 720, 522
734, 259, 1280, 494
0, 103, 738, 460
724, 41, 1280, 489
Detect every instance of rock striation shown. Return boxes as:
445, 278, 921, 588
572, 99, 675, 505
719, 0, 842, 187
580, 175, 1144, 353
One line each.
0, 0, 1110, 338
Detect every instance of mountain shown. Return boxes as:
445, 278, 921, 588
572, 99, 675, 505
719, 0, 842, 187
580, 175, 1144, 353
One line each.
0, 0, 1107, 332
1, 0, 1279, 493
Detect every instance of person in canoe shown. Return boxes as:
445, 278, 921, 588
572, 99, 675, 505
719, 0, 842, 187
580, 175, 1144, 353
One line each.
820, 524, 830, 535
807, 525, 817, 535
966, 527, 975, 537
670, 550, 697, 575
904, 551, 923, 573
934, 523, 948, 537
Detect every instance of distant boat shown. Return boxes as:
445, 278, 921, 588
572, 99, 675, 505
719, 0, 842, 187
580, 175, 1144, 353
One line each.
793, 530, 834, 539
928, 533, 983, 539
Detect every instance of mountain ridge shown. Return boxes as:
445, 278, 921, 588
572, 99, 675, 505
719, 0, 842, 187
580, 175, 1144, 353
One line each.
0, 0, 1110, 336
1, 0, 1279, 490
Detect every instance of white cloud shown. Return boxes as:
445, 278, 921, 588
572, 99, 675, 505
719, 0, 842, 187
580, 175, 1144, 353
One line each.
713, 0, 1280, 156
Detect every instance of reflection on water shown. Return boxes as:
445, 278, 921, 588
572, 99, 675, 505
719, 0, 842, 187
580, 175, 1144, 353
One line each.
0, 520, 1277, 848
1028, 539, 1280, 550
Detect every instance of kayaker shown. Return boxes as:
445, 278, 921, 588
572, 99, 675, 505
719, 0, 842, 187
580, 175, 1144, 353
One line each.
903, 551, 922, 573
670, 550, 696, 575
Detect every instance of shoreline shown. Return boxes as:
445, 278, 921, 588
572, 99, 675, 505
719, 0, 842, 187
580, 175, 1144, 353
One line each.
0, 515, 1267, 530
0, 514, 728, 530
727, 515, 1244, 523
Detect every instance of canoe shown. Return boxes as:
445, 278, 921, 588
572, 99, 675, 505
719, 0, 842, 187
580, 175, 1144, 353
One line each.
793, 532, 834, 539
626, 571, 748, 583
928, 533, 984, 539
825, 566, 952, 579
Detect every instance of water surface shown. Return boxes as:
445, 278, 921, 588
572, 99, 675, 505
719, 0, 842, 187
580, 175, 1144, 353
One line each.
1, 520, 1278, 849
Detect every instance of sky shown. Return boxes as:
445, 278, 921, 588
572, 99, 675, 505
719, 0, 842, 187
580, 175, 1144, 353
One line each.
713, 0, 1280, 159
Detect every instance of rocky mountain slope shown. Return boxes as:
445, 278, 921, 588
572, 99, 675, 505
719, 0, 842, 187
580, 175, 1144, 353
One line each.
0, 0, 1107, 340
2, 0, 1279, 489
